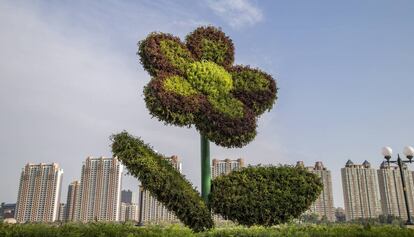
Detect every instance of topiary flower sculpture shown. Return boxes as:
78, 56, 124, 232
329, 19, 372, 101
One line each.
138, 26, 277, 148
110, 26, 321, 232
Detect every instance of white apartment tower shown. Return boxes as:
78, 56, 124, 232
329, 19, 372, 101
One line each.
341, 160, 382, 221
212, 158, 244, 178
139, 155, 180, 224
297, 161, 335, 221
15, 163, 63, 223
378, 161, 414, 220
75, 156, 123, 222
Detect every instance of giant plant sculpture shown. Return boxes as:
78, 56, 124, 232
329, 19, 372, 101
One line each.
112, 26, 322, 232
138, 26, 276, 201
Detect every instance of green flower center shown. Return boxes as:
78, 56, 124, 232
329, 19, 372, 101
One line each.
186, 61, 233, 97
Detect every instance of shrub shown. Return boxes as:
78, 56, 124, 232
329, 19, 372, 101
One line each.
2, 223, 414, 237
209, 166, 323, 226
111, 132, 214, 232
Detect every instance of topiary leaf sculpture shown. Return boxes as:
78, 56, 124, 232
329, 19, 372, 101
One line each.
209, 166, 323, 226
111, 132, 213, 232
138, 26, 277, 148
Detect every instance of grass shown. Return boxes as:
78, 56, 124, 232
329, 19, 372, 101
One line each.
1, 222, 414, 237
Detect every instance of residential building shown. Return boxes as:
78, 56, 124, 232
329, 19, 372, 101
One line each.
139, 155, 180, 224
58, 203, 66, 222
121, 190, 132, 204
65, 180, 79, 221
121, 190, 137, 205
120, 202, 139, 222
75, 156, 123, 222
377, 161, 414, 220
212, 158, 244, 178
297, 161, 335, 221
341, 160, 382, 221
15, 163, 63, 223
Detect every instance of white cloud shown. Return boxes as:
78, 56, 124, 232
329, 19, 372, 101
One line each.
206, 0, 263, 29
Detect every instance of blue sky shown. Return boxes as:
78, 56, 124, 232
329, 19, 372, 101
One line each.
1, 0, 414, 208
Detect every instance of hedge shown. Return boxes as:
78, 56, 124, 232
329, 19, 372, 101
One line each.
209, 166, 323, 226
1, 223, 414, 237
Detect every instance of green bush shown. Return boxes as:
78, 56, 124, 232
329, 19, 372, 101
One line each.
111, 132, 214, 232
209, 166, 323, 226
2, 223, 414, 237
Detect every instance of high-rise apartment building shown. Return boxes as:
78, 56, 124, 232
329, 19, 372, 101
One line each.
297, 161, 335, 221
121, 190, 137, 204
120, 189, 139, 222
75, 156, 123, 222
15, 163, 63, 223
65, 180, 79, 221
378, 161, 414, 220
121, 190, 132, 204
212, 158, 244, 178
139, 156, 180, 224
58, 203, 66, 222
341, 160, 382, 221
120, 203, 139, 222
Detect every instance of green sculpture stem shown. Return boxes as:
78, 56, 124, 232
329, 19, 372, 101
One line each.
200, 134, 211, 204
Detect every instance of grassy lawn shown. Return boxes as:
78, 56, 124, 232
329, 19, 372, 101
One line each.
1, 223, 414, 237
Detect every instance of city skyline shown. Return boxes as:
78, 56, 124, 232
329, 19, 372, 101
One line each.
1, 0, 414, 210
7, 154, 414, 223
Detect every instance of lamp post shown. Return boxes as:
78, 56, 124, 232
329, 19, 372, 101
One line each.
381, 146, 414, 225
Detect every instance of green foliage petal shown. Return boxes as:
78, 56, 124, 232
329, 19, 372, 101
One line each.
159, 40, 194, 74
200, 39, 228, 64
138, 33, 193, 77
144, 77, 200, 127
186, 26, 235, 68
230, 65, 278, 116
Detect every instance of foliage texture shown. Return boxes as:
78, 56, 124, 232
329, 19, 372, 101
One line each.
209, 166, 323, 226
2, 223, 414, 237
138, 26, 277, 148
111, 132, 214, 232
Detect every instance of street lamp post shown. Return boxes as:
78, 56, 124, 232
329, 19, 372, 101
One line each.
381, 146, 414, 225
